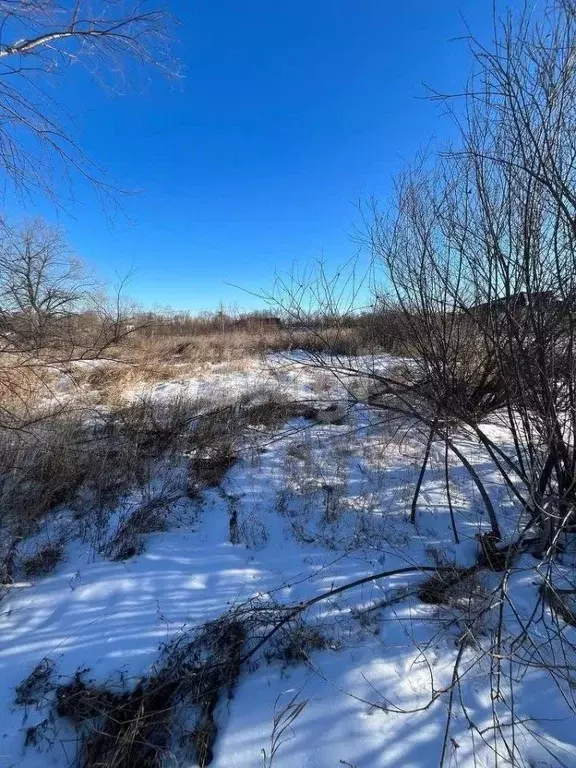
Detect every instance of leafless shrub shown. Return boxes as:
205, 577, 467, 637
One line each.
274, 2, 576, 538
356, 0, 576, 550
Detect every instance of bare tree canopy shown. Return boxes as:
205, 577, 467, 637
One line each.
0, 1, 175, 202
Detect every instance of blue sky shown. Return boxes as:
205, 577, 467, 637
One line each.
16, 1, 522, 312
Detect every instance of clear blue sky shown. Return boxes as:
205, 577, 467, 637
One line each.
18, 1, 522, 312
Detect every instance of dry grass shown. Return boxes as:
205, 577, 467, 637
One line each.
22, 541, 64, 578
124, 330, 293, 368
0, 393, 203, 569
102, 494, 175, 561
0, 377, 307, 579
63, 332, 289, 406
0, 418, 91, 538
69, 360, 177, 406
0, 356, 62, 418
0, 317, 394, 418
272, 624, 332, 666
73, 326, 375, 406
417, 566, 476, 606
0, 319, 379, 590
15, 659, 56, 708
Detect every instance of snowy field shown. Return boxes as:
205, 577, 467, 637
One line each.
0, 353, 574, 768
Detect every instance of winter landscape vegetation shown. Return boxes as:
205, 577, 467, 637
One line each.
1, 2, 576, 767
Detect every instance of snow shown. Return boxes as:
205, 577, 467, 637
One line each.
0, 353, 575, 767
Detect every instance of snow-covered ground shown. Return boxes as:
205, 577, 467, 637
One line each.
0, 353, 574, 767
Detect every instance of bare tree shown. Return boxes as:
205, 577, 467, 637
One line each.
0, 218, 86, 345
0, 0, 175, 202
0, 217, 136, 427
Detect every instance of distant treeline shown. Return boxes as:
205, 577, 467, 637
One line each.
130, 307, 404, 335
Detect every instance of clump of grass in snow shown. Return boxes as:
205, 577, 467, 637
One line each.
272, 624, 333, 666
185, 386, 312, 498
52, 616, 247, 768
15, 658, 56, 708
102, 493, 175, 561
417, 566, 476, 606
241, 396, 316, 427
187, 444, 238, 497
261, 691, 308, 768
21, 541, 64, 578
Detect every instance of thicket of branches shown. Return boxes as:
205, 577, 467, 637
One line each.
367, 0, 576, 551
270, 1, 576, 760
279, 0, 576, 556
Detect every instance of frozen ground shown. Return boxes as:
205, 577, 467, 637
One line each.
0, 353, 575, 767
